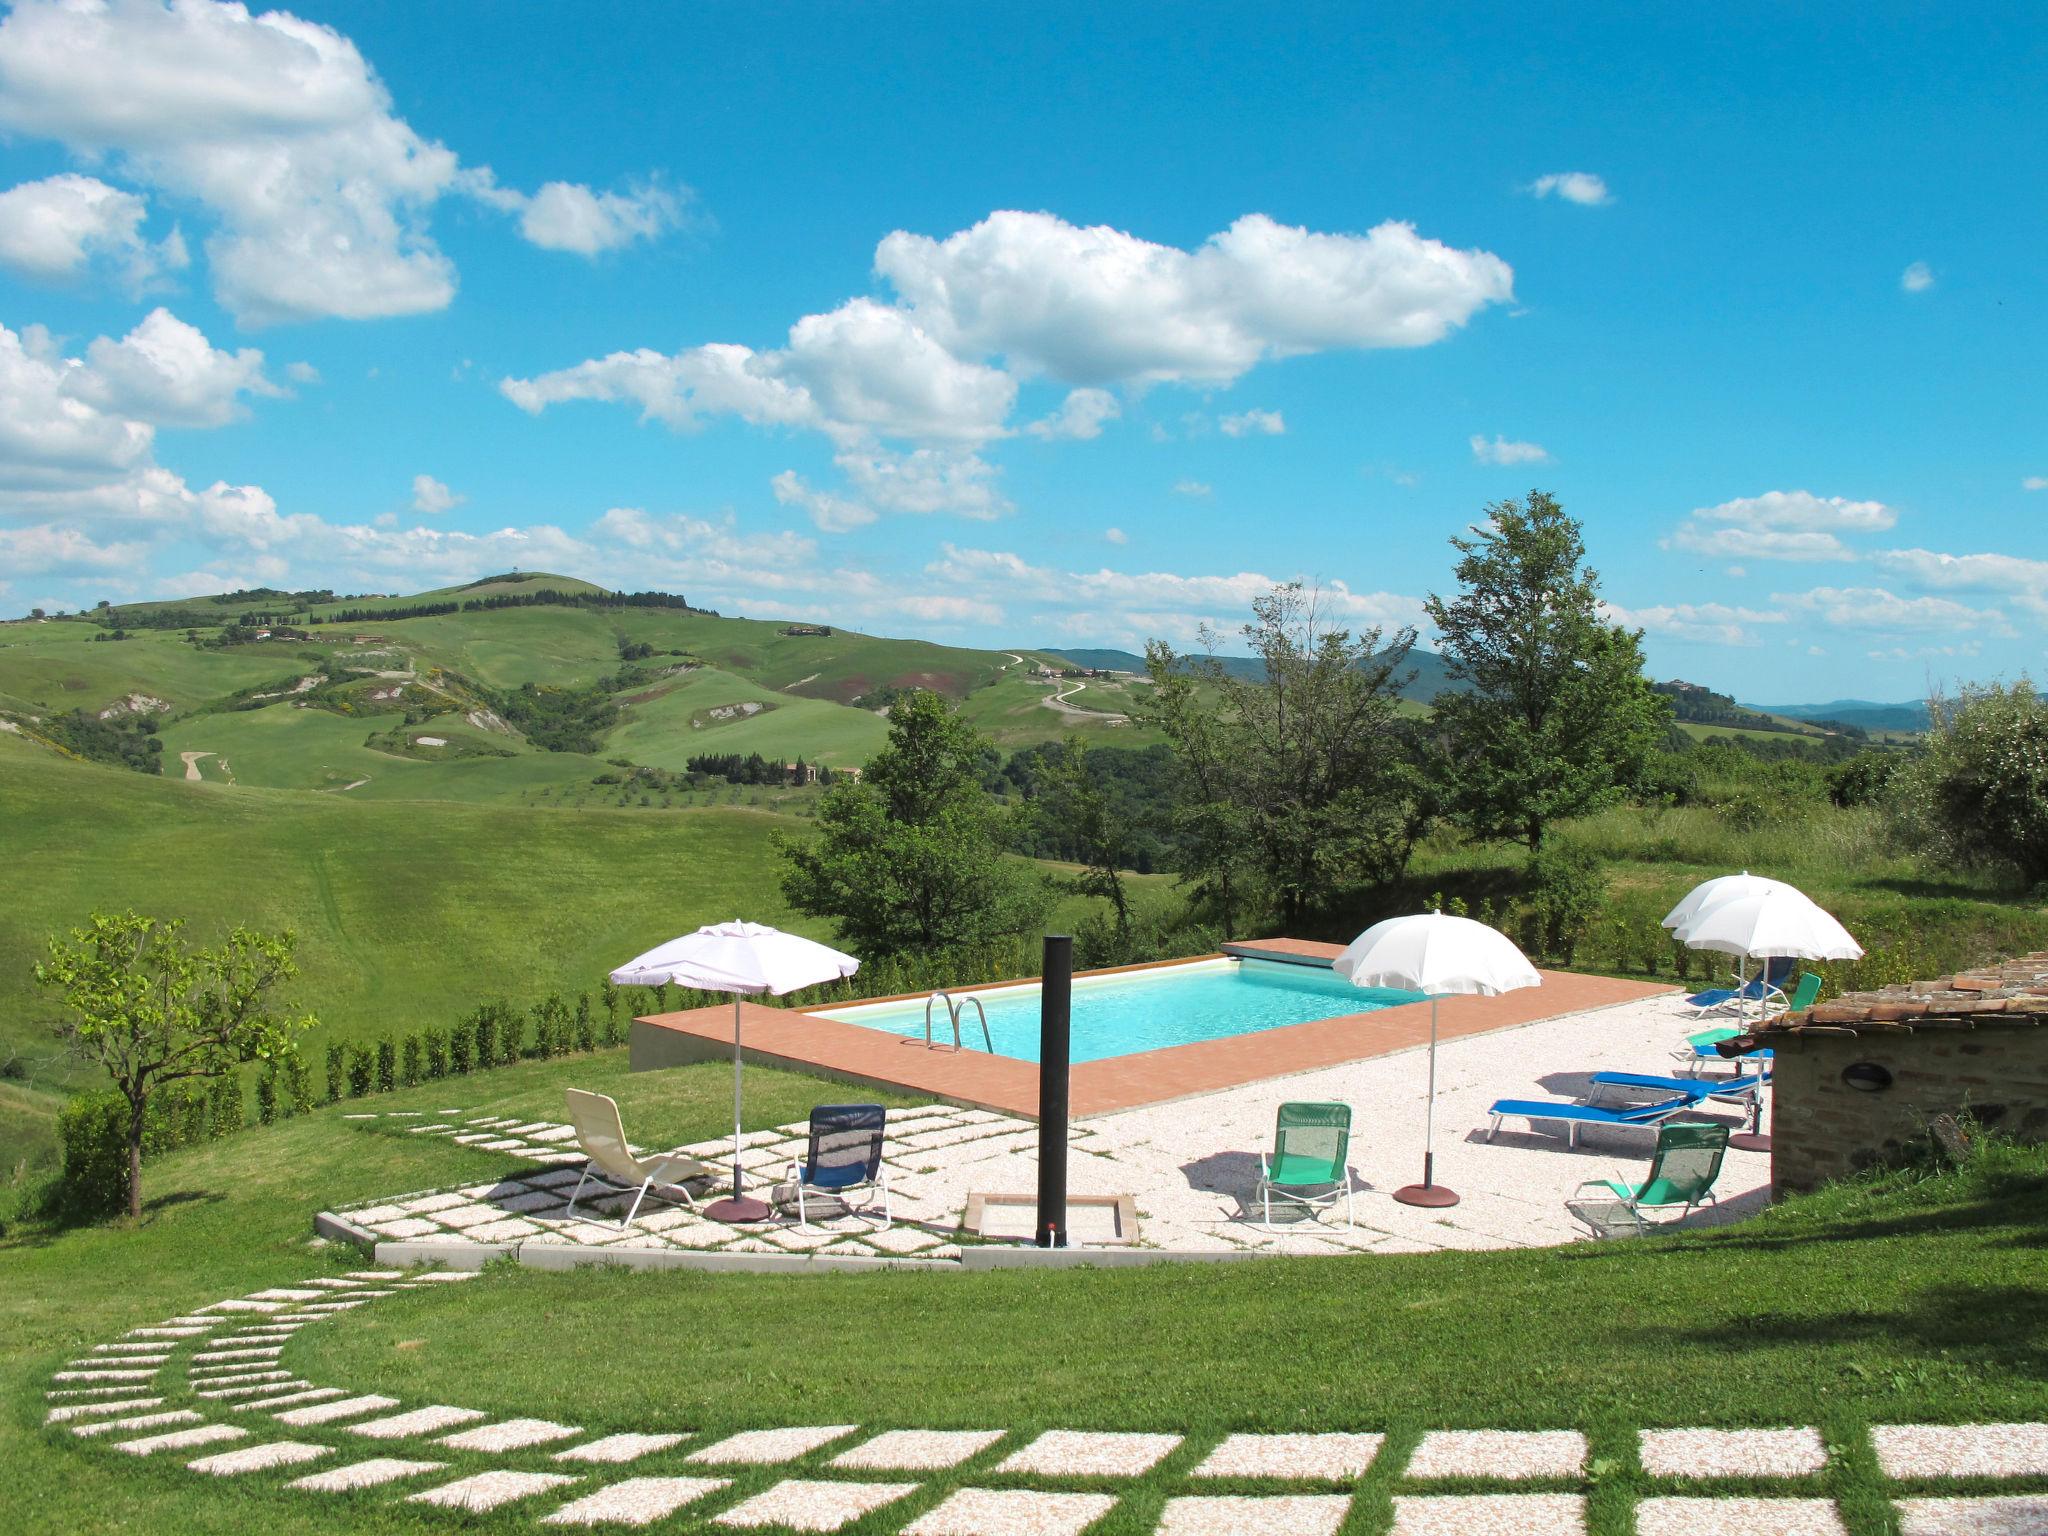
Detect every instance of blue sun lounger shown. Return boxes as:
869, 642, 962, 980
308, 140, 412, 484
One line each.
1589, 1071, 1770, 1104
1485, 1095, 1694, 1148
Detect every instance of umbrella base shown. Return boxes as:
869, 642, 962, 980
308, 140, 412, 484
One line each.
1728, 1133, 1772, 1153
1392, 1182, 1460, 1208
704, 1195, 774, 1224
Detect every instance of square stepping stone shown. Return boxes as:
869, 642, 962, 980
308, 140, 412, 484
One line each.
1193, 1432, 1385, 1481
1390, 1494, 1587, 1535
409, 1470, 580, 1512
528, 1167, 587, 1187
1158, 1495, 1351, 1536
71, 1353, 167, 1368
1896, 1496, 2048, 1536
197, 1377, 304, 1398
345, 1270, 406, 1280
94, 1342, 173, 1354
405, 1270, 477, 1282
115, 1423, 248, 1456
906, 1488, 1118, 1536
1637, 1497, 1845, 1535
1405, 1431, 1588, 1480
996, 1429, 1183, 1478
402, 1193, 470, 1214
715, 1478, 918, 1530
1874, 1424, 2048, 1480
237, 1388, 346, 1412
466, 1218, 542, 1241
202, 1299, 288, 1313
1640, 1428, 1828, 1479
553, 1432, 689, 1464
49, 1386, 156, 1401
351, 1405, 486, 1438
53, 1368, 157, 1382
188, 1440, 333, 1476
304, 1277, 367, 1288
542, 1476, 730, 1526
276, 1394, 398, 1426
75, 1409, 202, 1437
250, 1288, 327, 1302
369, 1218, 444, 1239
439, 1417, 582, 1451
834, 1428, 1006, 1470
47, 1397, 163, 1423
688, 1425, 859, 1464
291, 1457, 446, 1491
127, 1327, 207, 1338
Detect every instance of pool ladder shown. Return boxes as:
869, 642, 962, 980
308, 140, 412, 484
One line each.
923, 990, 994, 1053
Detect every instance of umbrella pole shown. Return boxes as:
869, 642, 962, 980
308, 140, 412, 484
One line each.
705, 993, 773, 1223
1394, 996, 1460, 1208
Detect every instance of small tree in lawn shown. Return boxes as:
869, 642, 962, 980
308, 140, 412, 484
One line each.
35, 912, 315, 1219
1425, 492, 1669, 851
1033, 738, 1138, 957
1895, 676, 2048, 890
778, 689, 1050, 960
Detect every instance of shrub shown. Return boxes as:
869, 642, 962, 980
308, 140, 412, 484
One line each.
325, 1042, 345, 1104
56, 1092, 130, 1219
282, 1051, 314, 1116
1526, 842, 1606, 964
1895, 677, 2048, 890
600, 979, 622, 1046
424, 1028, 448, 1080
375, 1039, 396, 1094
450, 1020, 473, 1075
400, 1034, 423, 1088
346, 1045, 373, 1097
209, 1074, 243, 1137
473, 1007, 498, 1071
498, 1006, 526, 1064
256, 1067, 278, 1125
575, 993, 595, 1053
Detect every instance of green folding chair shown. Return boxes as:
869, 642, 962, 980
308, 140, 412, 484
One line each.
1566, 1121, 1729, 1238
1255, 1101, 1354, 1230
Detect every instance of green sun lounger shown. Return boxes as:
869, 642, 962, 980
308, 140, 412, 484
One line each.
1567, 1121, 1730, 1238
1255, 1101, 1354, 1230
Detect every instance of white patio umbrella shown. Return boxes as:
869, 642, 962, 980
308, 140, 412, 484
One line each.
610, 920, 858, 1222
1332, 912, 1541, 1209
1660, 871, 1802, 933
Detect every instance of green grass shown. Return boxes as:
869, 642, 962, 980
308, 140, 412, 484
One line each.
954, 672, 1168, 749
607, 665, 890, 769
0, 623, 302, 717
4, 1044, 2045, 1535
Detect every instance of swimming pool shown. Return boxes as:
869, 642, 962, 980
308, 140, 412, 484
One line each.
816, 957, 1423, 1064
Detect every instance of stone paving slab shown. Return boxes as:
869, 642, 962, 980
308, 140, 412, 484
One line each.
234, 1388, 346, 1411
998, 1429, 1183, 1479
408, 1469, 581, 1512
275, 1393, 398, 1426
186, 1440, 334, 1476
74, 1409, 202, 1437
289, 1456, 447, 1492
541, 1476, 732, 1526
1636, 1497, 1846, 1535
1639, 1427, 1828, 1479
553, 1432, 690, 1465
350, 1405, 487, 1439
714, 1477, 920, 1530
439, 1417, 582, 1452
1192, 1432, 1385, 1481
1406, 1430, 1587, 1480
46, 1397, 163, 1423
1158, 1494, 1352, 1536
1873, 1423, 2048, 1479
905, 1487, 1119, 1535
114, 1423, 247, 1456
687, 1425, 860, 1464
1389, 1493, 1587, 1535
833, 1428, 1007, 1470
1895, 1496, 2048, 1536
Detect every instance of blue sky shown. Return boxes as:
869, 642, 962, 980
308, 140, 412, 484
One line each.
0, 1, 2040, 702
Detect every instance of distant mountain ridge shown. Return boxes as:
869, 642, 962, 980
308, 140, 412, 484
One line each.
1750, 699, 1934, 733
1042, 645, 1463, 701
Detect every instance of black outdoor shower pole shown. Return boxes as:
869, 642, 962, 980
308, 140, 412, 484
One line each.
1036, 933, 1072, 1248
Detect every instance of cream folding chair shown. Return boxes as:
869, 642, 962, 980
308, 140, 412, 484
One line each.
564, 1089, 714, 1228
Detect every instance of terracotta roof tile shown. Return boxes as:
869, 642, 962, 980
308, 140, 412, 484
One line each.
1762, 949, 2048, 1037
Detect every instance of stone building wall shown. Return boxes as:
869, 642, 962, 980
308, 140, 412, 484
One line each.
1768, 1023, 2048, 1195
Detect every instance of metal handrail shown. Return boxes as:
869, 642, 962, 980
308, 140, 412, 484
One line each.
921, 990, 993, 1052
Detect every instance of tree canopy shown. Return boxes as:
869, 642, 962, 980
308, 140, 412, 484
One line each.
778, 690, 1049, 959
1424, 492, 1668, 849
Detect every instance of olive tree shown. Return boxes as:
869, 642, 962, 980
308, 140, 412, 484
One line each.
35, 912, 315, 1218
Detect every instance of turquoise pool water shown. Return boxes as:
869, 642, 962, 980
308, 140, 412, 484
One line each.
818, 957, 1422, 1064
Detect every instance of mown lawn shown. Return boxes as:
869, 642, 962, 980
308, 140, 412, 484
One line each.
6, 1045, 2047, 1535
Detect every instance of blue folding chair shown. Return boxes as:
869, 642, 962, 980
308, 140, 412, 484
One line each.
786, 1103, 892, 1231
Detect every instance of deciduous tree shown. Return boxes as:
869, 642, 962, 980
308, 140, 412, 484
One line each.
35, 912, 314, 1219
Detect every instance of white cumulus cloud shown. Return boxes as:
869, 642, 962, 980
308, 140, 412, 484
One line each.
1603, 600, 1786, 647
1669, 489, 1896, 562
1775, 584, 2014, 636
515, 180, 680, 256
1220, 408, 1285, 437
410, 473, 462, 514
1027, 387, 1120, 441
1469, 433, 1549, 466
1901, 261, 1935, 293
1528, 172, 1610, 206
771, 469, 875, 533
0, 172, 184, 286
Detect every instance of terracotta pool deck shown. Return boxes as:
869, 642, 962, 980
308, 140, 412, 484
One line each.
630, 941, 1675, 1118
